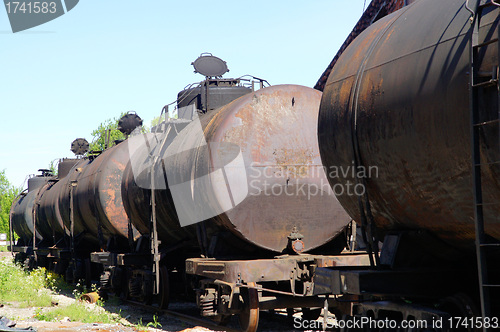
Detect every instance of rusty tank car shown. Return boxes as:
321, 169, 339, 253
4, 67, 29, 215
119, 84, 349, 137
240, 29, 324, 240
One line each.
122, 84, 349, 255
11, 54, 355, 332
10, 145, 141, 278
108, 81, 354, 329
10, 170, 52, 248
315, 0, 500, 322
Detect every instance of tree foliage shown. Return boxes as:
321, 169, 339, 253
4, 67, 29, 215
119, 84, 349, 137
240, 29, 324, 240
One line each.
89, 112, 151, 152
48, 159, 58, 177
0, 170, 21, 240
150, 115, 161, 129
89, 113, 127, 152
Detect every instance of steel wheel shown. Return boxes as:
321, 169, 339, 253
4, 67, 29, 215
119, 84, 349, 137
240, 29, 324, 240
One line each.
238, 282, 259, 332
439, 293, 480, 331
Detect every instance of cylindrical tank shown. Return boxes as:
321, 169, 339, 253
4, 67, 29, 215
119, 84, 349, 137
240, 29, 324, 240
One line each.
35, 180, 69, 245
11, 172, 56, 246
318, 0, 500, 252
124, 84, 351, 254
53, 158, 98, 247
10, 190, 43, 246
52, 143, 141, 250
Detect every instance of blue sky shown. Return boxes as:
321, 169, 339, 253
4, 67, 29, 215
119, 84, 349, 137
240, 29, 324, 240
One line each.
1, 1, 367, 188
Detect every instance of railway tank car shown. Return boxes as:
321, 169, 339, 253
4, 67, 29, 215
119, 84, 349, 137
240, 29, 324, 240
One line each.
319, 0, 500, 255
98, 79, 355, 330
11, 55, 356, 332
10, 146, 142, 277
316, 0, 500, 321
10, 170, 52, 248
122, 84, 349, 256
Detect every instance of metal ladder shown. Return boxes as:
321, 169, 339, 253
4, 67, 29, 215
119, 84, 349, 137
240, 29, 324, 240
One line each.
469, 0, 500, 320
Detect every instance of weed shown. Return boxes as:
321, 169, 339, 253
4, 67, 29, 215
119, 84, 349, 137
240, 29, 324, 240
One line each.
33, 301, 117, 323
148, 315, 162, 328
0, 259, 54, 307
136, 315, 162, 331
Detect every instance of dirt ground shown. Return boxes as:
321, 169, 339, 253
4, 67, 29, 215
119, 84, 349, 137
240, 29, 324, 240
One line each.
0, 295, 213, 332
0, 252, 214, 332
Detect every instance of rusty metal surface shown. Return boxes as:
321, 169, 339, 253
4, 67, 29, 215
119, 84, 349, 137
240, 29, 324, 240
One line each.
10, 191, 42, 245
318, 0, 500, 252
314, 253, 371, 268
185, 254, 367, 283
186, 256, 302, 283
37, 158, 101, 249
71, 142, 140, 246
40, 144, 141, 251
122, 85, 351, 255
121, 132, 195, 244
161, 85, 351, 254
35, 180, 68, 244
56, 158, 96, 245
314, 0, 409, 91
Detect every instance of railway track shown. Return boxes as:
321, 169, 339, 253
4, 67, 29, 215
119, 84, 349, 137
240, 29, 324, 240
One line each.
125, 300, 238, 332
121, 299, 315, 332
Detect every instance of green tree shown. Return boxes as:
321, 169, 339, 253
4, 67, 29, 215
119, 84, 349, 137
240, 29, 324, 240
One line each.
150, 115, 161, 129
89, 112, 149, 151
149, 115, 167, 132
89, 113, 126, 152
0, 170, 21, 240
48, 159, 58, 177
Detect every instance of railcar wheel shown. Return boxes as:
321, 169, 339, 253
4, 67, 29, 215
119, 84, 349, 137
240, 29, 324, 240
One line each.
439, 293, 480, 331
159, 266, 170, 309
238, 282, 259, 332
440, 293, 479, 317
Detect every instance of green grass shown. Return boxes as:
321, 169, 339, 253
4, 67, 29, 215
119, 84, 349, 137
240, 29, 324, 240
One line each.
34, 302, 118, 323
136, 315, 162, 332
0, 258, 121, 326
0, 258, 152, 329
0, 259, 58, 307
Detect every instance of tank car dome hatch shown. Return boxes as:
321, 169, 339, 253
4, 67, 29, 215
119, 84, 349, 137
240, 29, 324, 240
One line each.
118, 112, 143, 136
70, 138, 89, 156
177, 79, 252, 113
192, 53, 229, 77
27, 169, 55, 192
57, 158, 80, 178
